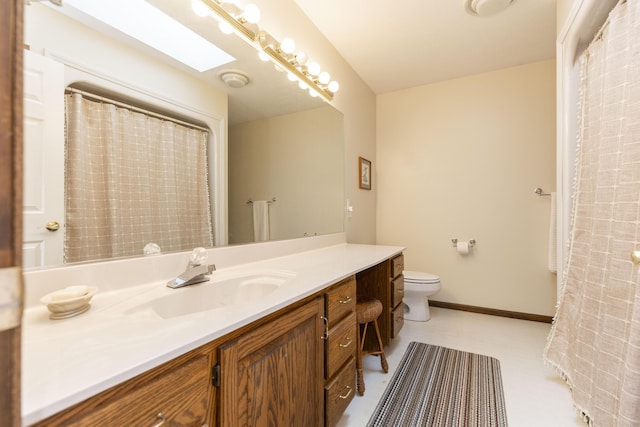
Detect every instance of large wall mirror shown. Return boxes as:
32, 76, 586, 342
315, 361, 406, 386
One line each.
23, 0, 345, 270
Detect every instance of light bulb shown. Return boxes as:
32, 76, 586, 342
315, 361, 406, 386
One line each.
274, 63, 284, 73
287, 73, 297, 82
258, 51, 270, 62
191, 0, 210, 17
298, 81, 308, 90
295, 52, 308, 66
328, 81, 340, 93
307, 61, 320, 76
319, 71, 330, 84
243, 4, 261, 24
280, 38, 296, 54
219, 21, 233, 34
309, 88, 319, 97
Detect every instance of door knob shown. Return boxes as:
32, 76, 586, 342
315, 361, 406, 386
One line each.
46, 221, 60, 232
632, 251, 640, 265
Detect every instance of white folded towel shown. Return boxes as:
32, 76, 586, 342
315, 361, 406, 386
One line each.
252, 200, 270, 242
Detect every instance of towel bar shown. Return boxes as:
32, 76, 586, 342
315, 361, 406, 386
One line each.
247, 197, 277, 204
534, 187, 551, 197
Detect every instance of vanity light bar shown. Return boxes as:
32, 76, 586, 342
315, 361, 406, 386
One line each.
199, 0, 258, 42
195, 0, 336, 102
258, 37, 333, 102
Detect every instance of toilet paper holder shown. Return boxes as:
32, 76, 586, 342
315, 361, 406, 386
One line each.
451, 238, 476, 248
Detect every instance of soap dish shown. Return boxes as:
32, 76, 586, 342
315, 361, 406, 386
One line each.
40, 286, 98, 320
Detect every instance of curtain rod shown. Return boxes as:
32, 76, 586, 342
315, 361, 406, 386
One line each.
591, 0, 628, 44
65, 87, 211, 133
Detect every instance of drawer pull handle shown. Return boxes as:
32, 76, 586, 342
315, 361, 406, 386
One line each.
321, 316, 329, 340
338, 386, 353, 399
339, 295, 352, 304
339, 337, 353, 348
152, 413, 166, 427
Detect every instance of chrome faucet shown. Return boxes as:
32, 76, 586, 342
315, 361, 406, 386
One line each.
167, 263, 215, 288
167, 248, 216, 289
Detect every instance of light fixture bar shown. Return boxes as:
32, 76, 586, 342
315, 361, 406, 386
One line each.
199, 0, 258, 42
194, 0, 337, 102
259, 45, 333, 102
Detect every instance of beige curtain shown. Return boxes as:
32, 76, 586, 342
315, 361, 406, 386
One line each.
64, 93, 213, 262
544, 1, 640, 426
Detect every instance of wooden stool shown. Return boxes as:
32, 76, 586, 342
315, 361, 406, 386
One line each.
355, 295, 388, 396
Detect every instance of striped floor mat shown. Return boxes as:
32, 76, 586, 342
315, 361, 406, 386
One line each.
367, 342, 508, 426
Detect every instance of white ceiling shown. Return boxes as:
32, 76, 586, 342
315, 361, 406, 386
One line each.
294, 0, 557, 94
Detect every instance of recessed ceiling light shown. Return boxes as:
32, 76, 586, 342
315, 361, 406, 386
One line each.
464, 0, 514, 17
218, 70, 250, 88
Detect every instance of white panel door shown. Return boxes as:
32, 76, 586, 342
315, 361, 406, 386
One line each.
23, 50, 65, 268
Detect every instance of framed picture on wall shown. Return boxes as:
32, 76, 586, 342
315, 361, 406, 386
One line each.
359, 156, 371, 190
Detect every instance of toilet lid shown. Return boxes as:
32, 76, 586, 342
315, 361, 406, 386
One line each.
404, 270, 440, 283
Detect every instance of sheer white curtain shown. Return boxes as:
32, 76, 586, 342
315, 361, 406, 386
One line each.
64, 92, 213, 262
544, 1, 640, 426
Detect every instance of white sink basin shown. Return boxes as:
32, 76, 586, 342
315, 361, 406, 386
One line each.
125, 270, 296, 319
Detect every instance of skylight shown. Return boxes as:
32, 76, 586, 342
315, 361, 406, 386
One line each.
57, 0, 235, 72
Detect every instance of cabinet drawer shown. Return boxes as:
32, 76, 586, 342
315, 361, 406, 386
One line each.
325, 357, 356, 427
50, 353, 211, 427
391, 304, 404, 339
391, 275, 404, 308
326, 311, 356, 379
390, 254, 404, 278
325, 276, 356, 325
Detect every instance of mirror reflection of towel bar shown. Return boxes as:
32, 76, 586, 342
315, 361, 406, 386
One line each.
247, 197, 277, 204
534, 187, 551, 196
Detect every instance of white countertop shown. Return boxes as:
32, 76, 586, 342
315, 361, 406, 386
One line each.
21, 242, 403, 425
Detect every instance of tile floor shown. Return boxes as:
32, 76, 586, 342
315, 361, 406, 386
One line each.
337, 307, 585, 427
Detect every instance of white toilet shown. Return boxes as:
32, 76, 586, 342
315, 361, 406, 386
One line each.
403, 271, 441, 321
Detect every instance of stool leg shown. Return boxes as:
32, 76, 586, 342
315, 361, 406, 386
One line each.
356, 323, 365, 395
372, 319, 388, 373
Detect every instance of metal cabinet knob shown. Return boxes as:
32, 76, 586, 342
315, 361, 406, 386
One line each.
320, 316, 329, 340
338, 385, 353, 399
632, 251, 640, 265
46, 221, 60, 232
339, 337, 353, 348
339, 295, 352, 304
151, 413, 166, 427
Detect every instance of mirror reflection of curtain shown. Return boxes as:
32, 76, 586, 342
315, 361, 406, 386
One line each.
64, 92, 213, 263
544, 1, 640, 425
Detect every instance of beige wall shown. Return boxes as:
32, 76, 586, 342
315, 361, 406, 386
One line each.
376, 60, 557, 316
254, 0, 378, 244
228, 107, 344, 243
557, 0, 576, 34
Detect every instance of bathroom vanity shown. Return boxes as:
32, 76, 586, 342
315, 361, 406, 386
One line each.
22, 237, 404, 426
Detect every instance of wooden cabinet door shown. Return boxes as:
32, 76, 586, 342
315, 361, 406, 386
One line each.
32, 352, 213, 427
219, 298, 324, 427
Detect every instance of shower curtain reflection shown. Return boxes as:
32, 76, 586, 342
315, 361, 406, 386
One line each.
64, 92, 213, 262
